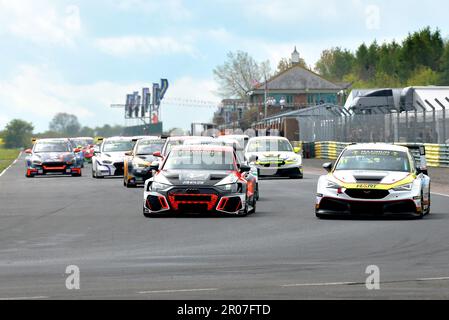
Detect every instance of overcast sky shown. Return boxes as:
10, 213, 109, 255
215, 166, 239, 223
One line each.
0, 0, 448, 132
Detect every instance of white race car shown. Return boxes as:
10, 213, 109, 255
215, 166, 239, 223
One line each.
92, 137, 135, 178
315, 144, 431, 219
245, 136, 303, 179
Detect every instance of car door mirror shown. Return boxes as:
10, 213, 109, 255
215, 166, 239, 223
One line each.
416, 166, 428, 176
74, 148, 81, 153
125, 151, 132, 156
323, 162, 333, 173
153, 151, 162, 158
239, 164, 251, 173
25, 148, 32, 154
248, 155, 258, 163
294, 147, 301, 154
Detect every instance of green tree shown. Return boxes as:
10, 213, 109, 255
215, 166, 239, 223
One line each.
399, 27, 444, 81
95, 124, 123, 137
277, 56, 307, 73
3, 119, 34, 148
49, 113, 81, 136
213, 51, 271, 99
439, 41, 449, 85
407, 66, 439, 86
78, 126, 95, 137
315, 47, 354, 81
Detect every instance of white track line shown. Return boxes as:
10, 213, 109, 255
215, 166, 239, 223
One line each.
431, 192, 449, 198
282, 282, 358, 287
283, 276, 449, 288
0, 296, 48, 300
0, 151, 22, 177
416, 277, 449, 281
138, 288, 218, 294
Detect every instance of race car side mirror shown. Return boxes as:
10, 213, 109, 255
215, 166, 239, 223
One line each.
153, 151, 163, 158
239, 164, 251, 173
25, 149, 32, 154
125, 151, 132, 156
74, 148, 81, 153
150, 162, 160, 171
294, 147, 301, 154
248, 155, 258, 163
416, 166, 428, 176
323, 162, 333, 173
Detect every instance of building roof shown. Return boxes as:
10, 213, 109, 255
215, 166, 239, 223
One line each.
253, 65, 347, 92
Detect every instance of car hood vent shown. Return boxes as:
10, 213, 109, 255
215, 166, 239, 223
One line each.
353, 174, 387, 183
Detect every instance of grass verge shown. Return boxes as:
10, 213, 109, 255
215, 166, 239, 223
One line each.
0, 148, 20, 173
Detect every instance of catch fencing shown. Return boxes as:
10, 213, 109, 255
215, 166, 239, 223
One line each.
297, 109, 449, 145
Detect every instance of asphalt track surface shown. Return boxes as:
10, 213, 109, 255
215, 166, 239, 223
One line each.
1, 155, 449, 300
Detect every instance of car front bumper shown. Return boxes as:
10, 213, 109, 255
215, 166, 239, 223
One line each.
27, 163, 81, 176
143, 186, 248, 215
127, 167, 153, 184
256, 163, 303, 177
95, 161, 124, 177
315, 188, 422, 217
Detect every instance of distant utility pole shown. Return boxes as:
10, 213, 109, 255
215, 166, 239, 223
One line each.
264, 73, 268, 119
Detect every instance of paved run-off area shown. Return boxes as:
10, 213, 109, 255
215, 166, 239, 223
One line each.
1, 155, 449, 299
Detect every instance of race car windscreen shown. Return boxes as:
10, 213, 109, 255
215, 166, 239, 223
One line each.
72, 139, 93, 147
164, 139, 184, 155
335, 149, 412, 172
102, 140, 134, 152
246, 139, 293, 152
136, 140, 165, 155
33, 142, 70, 153
163, 149, 236, 171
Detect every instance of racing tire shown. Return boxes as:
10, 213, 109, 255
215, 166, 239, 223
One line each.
72, 171, 82, 177
25, 173, 35, 178
143, 206, 159, 218
425, 186, 431, 215
255, 183, 260, 201
248, 197, 257, 215
289, 173, 303, 179
92, 169, 103, 179
126, 181, 137, 188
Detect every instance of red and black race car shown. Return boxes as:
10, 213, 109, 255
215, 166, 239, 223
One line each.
143, 145, 256, 217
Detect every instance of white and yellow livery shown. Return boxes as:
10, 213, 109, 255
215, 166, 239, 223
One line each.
316, 144, 431, 219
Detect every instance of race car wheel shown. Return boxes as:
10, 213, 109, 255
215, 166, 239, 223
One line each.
248, 196, 256, 215
25, 173, 35, 178
143, 206, 159, 218
126, 180, 136, 188
255, 183, 260, 201
92, 169, 103, 179
422, 189, 431, 216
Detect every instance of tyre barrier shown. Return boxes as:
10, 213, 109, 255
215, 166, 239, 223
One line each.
295, 141, 449, 168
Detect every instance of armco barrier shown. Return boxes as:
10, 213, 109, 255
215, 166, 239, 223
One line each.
395, 143, 449, 168
314, 141, 350, 160
302, 141, 449, 168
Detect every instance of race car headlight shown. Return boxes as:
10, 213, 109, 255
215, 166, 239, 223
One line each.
326, 180, 342, 189
102, 160, 113, 165
133, 160, 150, 168
149, 182, 171, 192
32, 160, 42, 165
286, 156, 301, 163
217, 183, 240, 193
392, 183, 413, 192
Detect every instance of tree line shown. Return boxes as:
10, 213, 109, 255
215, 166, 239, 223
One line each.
213, 27, 448, 102
0, 113, 125, 148
314, 27, 449, 88
211, 27, 448, 128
